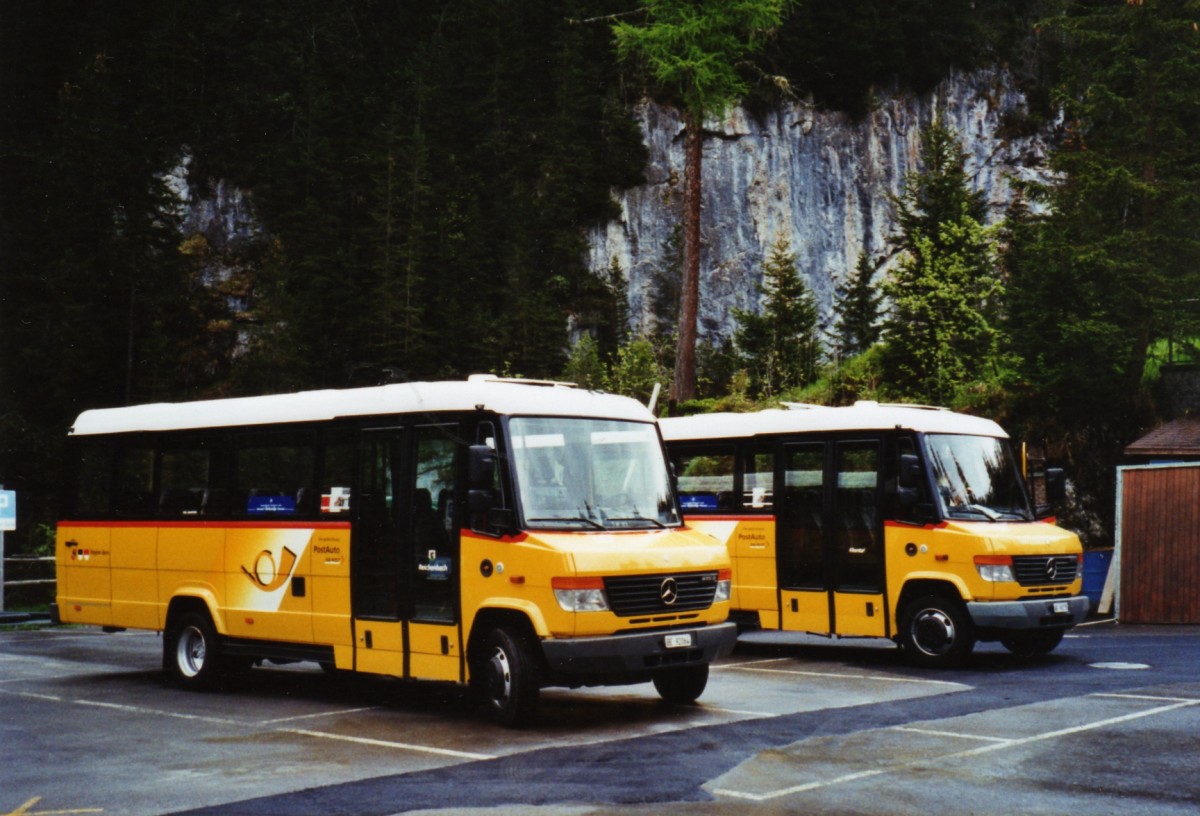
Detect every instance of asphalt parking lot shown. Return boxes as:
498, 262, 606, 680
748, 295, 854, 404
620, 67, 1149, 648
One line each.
2, 620, 1198, 815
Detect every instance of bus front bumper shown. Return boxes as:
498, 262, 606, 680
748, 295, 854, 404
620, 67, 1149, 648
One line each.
540, 621, 738, 683
967, 595, 1089, 631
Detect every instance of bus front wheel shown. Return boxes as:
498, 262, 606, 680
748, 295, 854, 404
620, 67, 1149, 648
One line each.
167, 612, 223, 690
653, 664, 709, 705
899, 594, 975, 668
475, 627, 539, 727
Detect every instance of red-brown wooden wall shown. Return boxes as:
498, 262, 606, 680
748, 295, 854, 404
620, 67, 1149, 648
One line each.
1118, 464, 1200, 624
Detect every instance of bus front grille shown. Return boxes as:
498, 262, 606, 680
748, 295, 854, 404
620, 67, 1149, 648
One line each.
603, 572, 718, 617
1012, 555, 1079, 586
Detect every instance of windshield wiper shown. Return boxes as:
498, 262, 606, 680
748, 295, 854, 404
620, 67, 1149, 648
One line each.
952, 504, 1001, 521
606, 515, 666, 528
528, 516, 606, 530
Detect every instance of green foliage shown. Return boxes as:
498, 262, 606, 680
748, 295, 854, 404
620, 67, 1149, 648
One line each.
832, 251, 884, 360
881, 121, 1003, 405
610, 335, 668, 405
562, 334, 609, 391
1005, 0, 1200, 421
733, 237, 823, 397
612, 0, 788, 121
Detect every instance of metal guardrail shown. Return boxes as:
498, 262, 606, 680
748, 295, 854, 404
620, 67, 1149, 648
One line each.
3, 555, 56, 587
1, 556, 56, 612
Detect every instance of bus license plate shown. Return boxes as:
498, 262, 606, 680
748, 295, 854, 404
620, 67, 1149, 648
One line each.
1052, 601, 1070, 614
664, 633, 693, 649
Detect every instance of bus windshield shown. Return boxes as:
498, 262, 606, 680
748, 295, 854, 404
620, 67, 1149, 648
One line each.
510, 416, 679, 530
925, 434, 1033, 522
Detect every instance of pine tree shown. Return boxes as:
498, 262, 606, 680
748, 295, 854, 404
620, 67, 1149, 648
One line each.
832, 251, 884, 361
733, 237, 823, 397
881, 120, 1002, 405
613, 0, 787, 403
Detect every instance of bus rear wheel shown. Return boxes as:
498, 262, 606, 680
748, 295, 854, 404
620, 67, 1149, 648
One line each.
899, 594, 975, 668
1000, 629, 1065, 658
474, 626, 540, 728
653, 664, 709, 705
167, 611, 223, 690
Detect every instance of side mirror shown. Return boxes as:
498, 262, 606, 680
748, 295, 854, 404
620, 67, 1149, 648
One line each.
897, 453, 922, 508
1045, 468, 1066, 502
468, 444, 496, 490
1035, 467, 1066, 519
898, 454, 922, 489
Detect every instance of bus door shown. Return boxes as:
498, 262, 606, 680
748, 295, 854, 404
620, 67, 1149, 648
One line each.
830, 440, 886, 637
777, 442, 829, 632
777, 440, 887, 637
405, 424, 461, 681
352, 426, 462, 681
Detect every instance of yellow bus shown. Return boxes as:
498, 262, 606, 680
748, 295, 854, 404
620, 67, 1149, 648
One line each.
54, 376, 736, 725
660, 402, 1088, 667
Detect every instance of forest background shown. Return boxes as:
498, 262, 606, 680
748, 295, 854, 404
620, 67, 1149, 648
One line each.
2, 0, 1198, 560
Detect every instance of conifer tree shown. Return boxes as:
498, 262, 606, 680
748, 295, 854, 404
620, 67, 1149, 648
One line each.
881, 121, 1002, 405
832, 251, 884, 361
733, 237, 823, 397
613, 0, 787, 403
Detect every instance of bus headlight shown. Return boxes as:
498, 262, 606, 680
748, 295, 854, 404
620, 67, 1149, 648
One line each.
552, 577, 610, 612
715, 568, 732, 603
974, 555, 1015, 583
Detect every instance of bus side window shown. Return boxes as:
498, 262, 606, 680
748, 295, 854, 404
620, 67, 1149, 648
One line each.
114, 445, 156, 517
159, 438, 227, 517
743, 447, 774, 511
671, 446, 735, 512
320, 430, 357, 516
69, 442, 116, 518
234, 431, 316, 517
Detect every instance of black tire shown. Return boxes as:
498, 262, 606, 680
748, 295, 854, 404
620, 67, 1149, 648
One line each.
474, 626, 540, 727
166, 611, 223, 690
899, 594, 975, 668
1000, 629, 1065, 658
653, 664, 709, 705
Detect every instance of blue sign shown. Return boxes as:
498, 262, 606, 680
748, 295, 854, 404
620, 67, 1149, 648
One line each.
679, 492, 718, 510
0, 490, 14, 531
246, 494, 296, 515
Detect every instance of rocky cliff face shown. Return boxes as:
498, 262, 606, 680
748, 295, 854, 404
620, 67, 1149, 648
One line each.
586, 68, 1056, 340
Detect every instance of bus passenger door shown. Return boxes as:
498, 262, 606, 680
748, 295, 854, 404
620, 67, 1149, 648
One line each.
352, 428, 406, 676
830, 440, 887, 637
403, 425, 461, 682
778, 443, 830, 633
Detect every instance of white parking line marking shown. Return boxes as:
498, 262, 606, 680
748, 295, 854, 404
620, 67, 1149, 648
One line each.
713, 696, 1200, 802
0, 689, 243, 725
257, 707, 380, 725
723, 662, 969, 688
72, 699, 243, 725
891, 726, 1012, 743
716, 769, 887, 801
1094, 693, 1200, 704
283, 728, 494, 760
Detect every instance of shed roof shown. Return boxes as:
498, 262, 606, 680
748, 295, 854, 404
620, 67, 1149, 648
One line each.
1124, 417, 1200, 457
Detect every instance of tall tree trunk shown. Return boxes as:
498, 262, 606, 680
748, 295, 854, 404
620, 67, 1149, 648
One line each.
672, 112, 702, 404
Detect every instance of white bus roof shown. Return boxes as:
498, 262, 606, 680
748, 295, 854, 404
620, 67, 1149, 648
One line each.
70, 376, 656, 436
659, 401, 1006, 442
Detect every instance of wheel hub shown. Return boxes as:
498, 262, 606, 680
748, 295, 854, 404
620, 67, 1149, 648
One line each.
912, 609, 955, 655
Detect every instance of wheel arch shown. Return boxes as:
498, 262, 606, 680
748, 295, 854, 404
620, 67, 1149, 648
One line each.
164, 594, 222, 638
895, 578, 968, 624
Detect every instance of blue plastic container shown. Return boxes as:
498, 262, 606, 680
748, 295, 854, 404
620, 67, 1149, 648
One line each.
1082, 549, 1114, 609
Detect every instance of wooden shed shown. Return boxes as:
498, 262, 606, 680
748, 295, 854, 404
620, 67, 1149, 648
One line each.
1115, 419, 1200, 624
